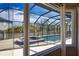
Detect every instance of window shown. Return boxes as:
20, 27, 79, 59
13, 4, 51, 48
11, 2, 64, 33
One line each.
65, 12, 72, 44
29, 3, 61, 55
0, 3, 73, 56
0, 3, 24, 56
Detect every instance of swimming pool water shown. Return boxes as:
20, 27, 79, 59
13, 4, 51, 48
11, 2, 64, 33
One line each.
42, 35, 60, 41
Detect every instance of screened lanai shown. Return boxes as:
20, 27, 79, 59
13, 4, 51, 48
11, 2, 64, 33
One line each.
0, 3, 73, 56
0, 3, 24, 52
29, 3, 72, 46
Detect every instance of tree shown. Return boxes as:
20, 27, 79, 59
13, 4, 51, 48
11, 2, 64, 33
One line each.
29, 25, 37, 33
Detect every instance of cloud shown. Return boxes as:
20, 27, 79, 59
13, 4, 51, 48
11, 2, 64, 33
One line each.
0, 9, 23, 22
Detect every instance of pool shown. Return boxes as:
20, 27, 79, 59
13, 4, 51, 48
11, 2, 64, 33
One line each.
42, 34, 60, 41
29, 34, 60, 41
15, 34, 60, 45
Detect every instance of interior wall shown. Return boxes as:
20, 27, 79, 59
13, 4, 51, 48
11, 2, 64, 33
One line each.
45, 46, 77, 56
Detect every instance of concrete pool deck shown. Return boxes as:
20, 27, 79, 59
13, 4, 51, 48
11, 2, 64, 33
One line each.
0, 38, 72, 56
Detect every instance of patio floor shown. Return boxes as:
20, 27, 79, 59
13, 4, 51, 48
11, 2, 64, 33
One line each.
0, 38, 72, 56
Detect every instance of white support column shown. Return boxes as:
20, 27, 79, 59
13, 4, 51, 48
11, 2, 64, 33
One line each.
23, 3, 29, 56
71, 9, 77, 47
71, 10, 75, 47
77, 7, 79, 56
60, 4, 66, 56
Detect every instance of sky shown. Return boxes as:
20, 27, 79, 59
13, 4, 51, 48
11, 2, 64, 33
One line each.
0, 3, 70, 27
0, 3, 24, 21
0, 3, 71, 30
0, 3, 24, 30
0, 3, 60, 24
29, 3, 61, 24
0, 3, 24, 11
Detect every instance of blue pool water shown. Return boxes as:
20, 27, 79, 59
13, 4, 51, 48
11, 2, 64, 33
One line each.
42, 35, 60, 41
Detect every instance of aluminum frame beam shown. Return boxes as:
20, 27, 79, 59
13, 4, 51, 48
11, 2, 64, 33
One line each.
48, 19, 60, 26
34, 11, 51, 24
42, 15, 60, 25
30, 4, 36, 10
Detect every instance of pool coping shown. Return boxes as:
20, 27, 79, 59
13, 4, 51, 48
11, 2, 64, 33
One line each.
31, 45, 61, 56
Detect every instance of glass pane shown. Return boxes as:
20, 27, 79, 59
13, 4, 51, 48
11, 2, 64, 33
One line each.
29, 4, 61, 55
0, 4, 13, 56
65, 12, 72, 44
11, 4, 24, 56
65, 12, 73, 56
0, 3, 24, 56
13, 22, 23, 56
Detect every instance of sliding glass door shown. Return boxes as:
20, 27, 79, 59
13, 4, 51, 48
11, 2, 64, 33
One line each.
29, 3, 62, 55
